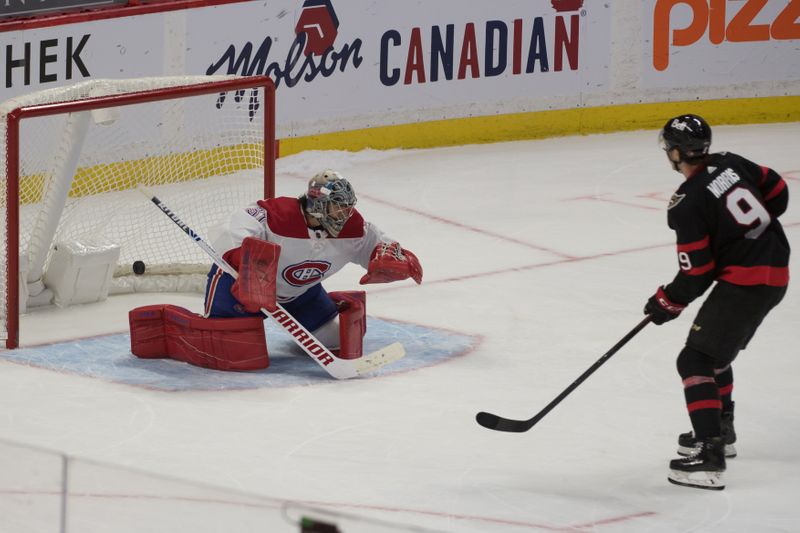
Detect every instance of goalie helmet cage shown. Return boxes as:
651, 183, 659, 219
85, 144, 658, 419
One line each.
2, 75, 276, 349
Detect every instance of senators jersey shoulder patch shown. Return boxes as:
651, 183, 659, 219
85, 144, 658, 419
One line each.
667, 193, 686, 210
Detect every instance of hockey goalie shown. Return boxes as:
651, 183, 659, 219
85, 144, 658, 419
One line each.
129, 170, 422, 371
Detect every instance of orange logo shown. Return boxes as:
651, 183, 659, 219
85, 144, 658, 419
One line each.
653, 0, 800, 71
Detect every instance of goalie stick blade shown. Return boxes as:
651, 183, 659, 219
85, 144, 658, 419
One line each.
475, 412, 534, 433
354, 342, 406, 376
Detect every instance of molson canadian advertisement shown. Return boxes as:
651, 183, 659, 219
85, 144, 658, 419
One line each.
193, 0, 612, 134
0, 0, 612, 135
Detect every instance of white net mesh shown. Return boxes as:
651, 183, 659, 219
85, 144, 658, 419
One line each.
1, 75, 272, 345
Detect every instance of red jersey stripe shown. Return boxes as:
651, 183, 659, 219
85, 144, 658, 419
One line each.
759, 165, 769, 186
719, 265, 789, 286
763, 179, 786, 202
718, 384, 733, 396
677, 236, 710, 253
686, 261, 715, 276
687, 399, 722, 413
682, 375, 716, 388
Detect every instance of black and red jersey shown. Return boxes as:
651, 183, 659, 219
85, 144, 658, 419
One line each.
663, 151, 790, 305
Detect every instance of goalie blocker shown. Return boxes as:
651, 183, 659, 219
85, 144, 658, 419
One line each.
129, 290, 368, 371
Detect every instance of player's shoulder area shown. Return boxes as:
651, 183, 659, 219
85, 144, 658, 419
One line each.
683, 152, 740, 187
690, 151, 761, 189
255, 196, 301, 210
708, 150, 752, 169
255, 196, 309, 238
669, 175, 708, 211
667, 188, 692, 211
335, 209, 367, 239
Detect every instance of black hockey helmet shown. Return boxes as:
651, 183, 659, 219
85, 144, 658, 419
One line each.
659, 114, 712, 162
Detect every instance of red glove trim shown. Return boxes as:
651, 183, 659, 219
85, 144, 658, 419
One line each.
655, 286, 685, 314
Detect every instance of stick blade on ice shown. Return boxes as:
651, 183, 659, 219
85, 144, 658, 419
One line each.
354, 342, 405, 376
475, 412, 531, 433
475, 317, 651, 433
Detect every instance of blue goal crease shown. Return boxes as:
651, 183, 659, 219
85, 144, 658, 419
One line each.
0, 318, 477, 391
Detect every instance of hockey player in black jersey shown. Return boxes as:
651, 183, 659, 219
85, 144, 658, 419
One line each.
644, 114, 790, 490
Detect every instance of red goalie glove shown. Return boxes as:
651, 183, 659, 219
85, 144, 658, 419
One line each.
359, 242, 422, 285
231, 237, 280, 312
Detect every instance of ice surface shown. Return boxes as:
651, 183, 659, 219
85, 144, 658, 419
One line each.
1, 123, 798, 532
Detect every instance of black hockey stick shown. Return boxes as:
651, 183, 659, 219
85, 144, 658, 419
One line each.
476, 315, 652, 433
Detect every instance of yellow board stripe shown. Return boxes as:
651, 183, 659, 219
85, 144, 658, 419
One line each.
19, 143, 263, 204
279, 95, 800, 156
17, 96, 799, 204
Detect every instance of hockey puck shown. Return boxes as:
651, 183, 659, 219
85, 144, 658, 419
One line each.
132, 261, 146, 275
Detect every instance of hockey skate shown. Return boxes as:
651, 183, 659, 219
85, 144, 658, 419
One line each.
677, 406, 737, 458
668, 436, 726, 490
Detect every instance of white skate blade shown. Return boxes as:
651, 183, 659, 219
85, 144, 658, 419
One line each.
677, 443, 737, 458
668, 469, 725, 490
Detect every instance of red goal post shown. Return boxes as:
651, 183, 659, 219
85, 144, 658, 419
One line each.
2, 75, 276, 349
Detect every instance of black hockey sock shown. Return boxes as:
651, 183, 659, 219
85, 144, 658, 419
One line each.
677, 346, 721, 439
714, 365, 734, 413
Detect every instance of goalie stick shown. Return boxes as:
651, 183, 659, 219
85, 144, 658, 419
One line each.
137, 185, 405, 379
476, 316, 652, 433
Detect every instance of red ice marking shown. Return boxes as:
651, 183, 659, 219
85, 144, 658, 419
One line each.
0, 488, 285, 510
636, 191, 671, 202
285, 170, 573, 259
563, 193, 661, 211
781, 170, 800, 181
374, 220, 800, 294
371, 241, 673, 293
569, 511, 659, 529
361, 191, 577, 259
299, 499, 658, 531
0, 487, 656, 531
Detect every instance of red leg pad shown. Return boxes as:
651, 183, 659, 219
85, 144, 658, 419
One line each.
129, 305, 169, 358
129, 305, 269, 371
329, 291, 366, 360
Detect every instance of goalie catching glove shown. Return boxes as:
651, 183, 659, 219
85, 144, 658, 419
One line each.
231, 237, 280, 312
359, 242, 422, 285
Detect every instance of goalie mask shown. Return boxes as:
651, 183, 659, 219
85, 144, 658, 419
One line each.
304, 170, 357, 237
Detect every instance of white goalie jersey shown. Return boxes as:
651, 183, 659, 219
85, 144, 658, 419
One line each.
211, 196, 390, 302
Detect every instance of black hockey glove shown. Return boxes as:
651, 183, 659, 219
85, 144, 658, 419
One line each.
644, 286, 686, 325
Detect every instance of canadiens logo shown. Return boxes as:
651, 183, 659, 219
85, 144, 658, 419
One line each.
667, 193, 686, 210
284, 261, 332, 286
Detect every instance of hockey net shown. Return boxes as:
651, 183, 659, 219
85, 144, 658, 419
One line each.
1, 75, 275, 348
